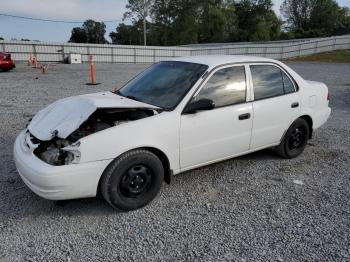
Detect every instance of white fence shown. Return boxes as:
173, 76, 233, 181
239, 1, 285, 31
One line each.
1, 35, 349, 63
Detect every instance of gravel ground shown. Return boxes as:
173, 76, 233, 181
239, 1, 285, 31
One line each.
0, 62, 349, 261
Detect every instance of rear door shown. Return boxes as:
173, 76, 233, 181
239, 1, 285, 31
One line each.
248, 63, 301, 149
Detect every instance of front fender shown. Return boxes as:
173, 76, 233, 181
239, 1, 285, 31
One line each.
77, 111, 180, 173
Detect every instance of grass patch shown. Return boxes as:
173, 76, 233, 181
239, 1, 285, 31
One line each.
286, 49, 350, 63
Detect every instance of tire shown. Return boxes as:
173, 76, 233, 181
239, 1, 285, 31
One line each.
100, 149, 164, 211
276, 118, 310, 159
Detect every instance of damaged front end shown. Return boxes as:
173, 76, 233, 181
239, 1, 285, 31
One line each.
29, 108, 157, 166
26, 92, 161, 166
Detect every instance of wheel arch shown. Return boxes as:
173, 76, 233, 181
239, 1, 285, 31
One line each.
97, 146, 172, 196
142, 147, 172, 184
299, 115, 313, 139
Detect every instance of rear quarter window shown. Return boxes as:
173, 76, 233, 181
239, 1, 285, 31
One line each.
282, 71, 296, 94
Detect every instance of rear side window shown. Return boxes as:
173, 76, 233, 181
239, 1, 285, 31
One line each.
251, 65, 284, 100
195, 66, 246, 107
251, 65, 296, 100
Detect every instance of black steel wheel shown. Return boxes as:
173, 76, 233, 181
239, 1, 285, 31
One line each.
100, 149, 164, 211
276, 118, 310, 159
119, 165, 152, 198
288, 126, 307, 151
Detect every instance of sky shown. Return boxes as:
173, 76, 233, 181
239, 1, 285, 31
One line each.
0, 0, 349, 42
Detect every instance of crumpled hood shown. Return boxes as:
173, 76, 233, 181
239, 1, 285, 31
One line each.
28, 91, 159, 141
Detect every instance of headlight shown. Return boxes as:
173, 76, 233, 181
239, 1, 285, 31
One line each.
64, 151, 80, 165
62, 148, 81, 164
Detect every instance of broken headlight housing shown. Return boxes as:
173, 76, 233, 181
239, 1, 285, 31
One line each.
39, 143, 81, 166
62, 143, 81, 165
62, 149, 81, 165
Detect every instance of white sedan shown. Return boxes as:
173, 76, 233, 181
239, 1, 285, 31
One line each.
14, 55, 331, 211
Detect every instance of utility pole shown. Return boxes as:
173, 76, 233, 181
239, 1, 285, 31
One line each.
143, 0, 147, 46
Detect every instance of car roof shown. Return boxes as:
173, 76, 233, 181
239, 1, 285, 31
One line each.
169, 55, 277, 68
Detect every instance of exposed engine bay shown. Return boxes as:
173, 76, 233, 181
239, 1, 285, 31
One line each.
32, 108, 157, 166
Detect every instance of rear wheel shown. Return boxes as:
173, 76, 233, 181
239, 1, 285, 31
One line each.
100, 149, 164, 211
276, 118, 310, 159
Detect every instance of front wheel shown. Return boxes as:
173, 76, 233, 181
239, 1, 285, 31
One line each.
276, 118, 310, 159
100, 149, 164, 211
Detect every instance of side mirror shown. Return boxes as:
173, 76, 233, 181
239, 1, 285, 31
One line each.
183, 98, 215, 114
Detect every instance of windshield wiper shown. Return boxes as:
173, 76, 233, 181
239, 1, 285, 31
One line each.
125, 95, 141, 102
113, 90, 167, 111
114, 90, 140, 102
114, 89, 122, 95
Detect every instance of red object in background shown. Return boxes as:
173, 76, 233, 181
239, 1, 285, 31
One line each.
0, 52, 16, 71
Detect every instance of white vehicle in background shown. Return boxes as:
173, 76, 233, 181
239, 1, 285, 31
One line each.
14, 55, 331, 211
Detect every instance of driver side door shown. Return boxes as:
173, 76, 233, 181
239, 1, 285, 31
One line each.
179, 65, 253, 171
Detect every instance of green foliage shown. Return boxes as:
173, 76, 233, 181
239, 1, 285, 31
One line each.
281, 0, 350, 37
69, 20, 107, 44
69, 28, 87, 43
198, 0, 237, 43
124, 0, 153, 22
110, 0, 282, 45
82, 20, 107, 44
92, 0, 350, 46
236, 0, 282, 41
110, 21, 146, 45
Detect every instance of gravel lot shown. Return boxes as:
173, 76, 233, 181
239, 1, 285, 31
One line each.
0, 62, 349, 261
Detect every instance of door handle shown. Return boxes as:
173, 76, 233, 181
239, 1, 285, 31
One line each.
291, 102, 299, 108
239, 113, 251, 120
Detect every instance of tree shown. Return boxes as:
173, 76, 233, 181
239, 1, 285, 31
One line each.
110, 21, 145, 45
150, 0, 202, 45
148, 0, 238, 45
69, 20, 107, 44
235, 0, 281, 41
198, 0, 238, 43
334, 7, 350, 35
69, 27, 87, 43
124, 0, 153, 21
112, 0, 288, 45
82, 20, 107, 44
0, 37, 4, 40
149, 0, 177, 45
281, 0, 350, 37
124, 0, 153, 45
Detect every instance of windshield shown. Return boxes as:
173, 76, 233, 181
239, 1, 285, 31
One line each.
116, 61, 208, 110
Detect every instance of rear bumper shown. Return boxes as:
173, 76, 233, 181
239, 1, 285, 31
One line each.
14, 131, 111, 200
0, 60, 15, 70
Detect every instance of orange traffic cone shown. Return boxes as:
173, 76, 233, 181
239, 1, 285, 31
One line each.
86, 55, 100, 85
28, 54, 33, 66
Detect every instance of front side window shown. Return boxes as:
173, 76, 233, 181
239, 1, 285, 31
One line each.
195, 66, 247, 107
251, 64, 296, 100
118, 61, 208, 110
